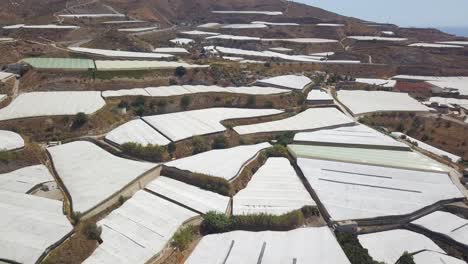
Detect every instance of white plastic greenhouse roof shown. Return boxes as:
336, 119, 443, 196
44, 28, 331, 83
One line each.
413, 251, 467, 264
290, 144, 449, 172
298, 158, 463, 221
233, 157, 315, 215
69, 47, 173, 58
0, 165, 54, 193
306, 89, 333, 101
143, 108, 283, 142
0, 130, 25, 151
256, 75, 311, 90
153, 47, 189, 53
348, 36, 408, 41
170, 38, 194, 45
83, 190, 198, 264
0, 92, 106, 121
212, 10, 283, 15
48, 141, 157, 213
392, 132, 462, 163
166, 142, 271, 181
409, 43, 463, 48
355, 78, 396, 88
358, 229, 446, 264
294, 124, 409, 150
102, 85, 288, 98
337, 90, 430, 116
95, 60, 208, 71
0, 190, 72, 264
105, 119, 171, 146
146, 176, 230, 214
412, 211, 468, 247
234, 108, 355, 135
185, 227, 351, 264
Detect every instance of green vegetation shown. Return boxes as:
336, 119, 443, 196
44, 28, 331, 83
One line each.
121, 142, 166, 162
166, 171, 231, 196
174, 66, 187, 77
275, 131, 295, 146
212, 135, 228, 149
201, 206, 319, 235
71, 211, 83, 225
192, 136, 208, 154
167, 142, 177, 155
264, 144, 290, 158
171, 225, 197, 251
71, 112, 88, 129
81, 221, 102, 241
180, 95, 192, 110
398, 252, 415, 264
247, 95, 256, 107
0, 150, 15, 163
336, 232, 384, 264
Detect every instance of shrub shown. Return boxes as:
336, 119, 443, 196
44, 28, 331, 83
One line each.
0, 150, 15, 163
275, 131, 295, 146
212, 135, 228, 149
265, 145, 289, 157
121, 142, 166, 162
172, 225, 197, 250
167, 142, 176, 154
247, 95, 256, 107
336, 232, 383, 264
118, 100, 128, 108
301, 205, 319, 218
175, 66, 187, 77
180, 95, 192, 110
71, 211, 83, 225
192, 136, 208, 154
202, 212, 232, 234
81, 221, 102, 241
135, 105, 145, 116
398, 252, 415, 264
264, 100, 274, 108
72, 112, 88, 129
294, 91, 306, 105
201, 206, 316, 235
131, 96, 146, 108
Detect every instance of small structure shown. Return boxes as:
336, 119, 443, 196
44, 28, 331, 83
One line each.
306, 89, 334, 104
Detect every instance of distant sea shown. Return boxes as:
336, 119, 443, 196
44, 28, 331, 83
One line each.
437, 26, 468, 37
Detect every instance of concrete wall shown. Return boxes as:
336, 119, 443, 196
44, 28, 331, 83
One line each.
81, 165, 162, 220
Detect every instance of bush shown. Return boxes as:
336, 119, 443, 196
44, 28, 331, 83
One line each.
174, 66, 187, 77
301, 205, 319, 218
71, 211, 83, 225
247, 95, 256, 107
121, 142, 166, 162
118, 100, 128, 108
171, 225, 197, 251
275, 131, 295, 146
265, 145, 289, 157
81, 221, 102, 241
201, 206, 317, 235
167, 142, 176, 154
72, 112, 88, 129
131, 96, 146, 108
336, 232, 383, 264
264, 100, 274, 108
202, 212, 232, 234
180, 95, 192, 110
192, 136, 208, 154
0, 150, 15, 163
398, 252, 415, 264
212, 135, 228, 149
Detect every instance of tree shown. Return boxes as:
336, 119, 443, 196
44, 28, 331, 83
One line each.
81, 221, 102, 241
180, 95, 192, 110
174, 66, 187, 77
72, 112, 88, 129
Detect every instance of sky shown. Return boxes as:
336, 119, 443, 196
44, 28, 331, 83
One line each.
296, 0, 468, 28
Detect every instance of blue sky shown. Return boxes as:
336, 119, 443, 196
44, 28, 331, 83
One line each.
296, 0, 468, 27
